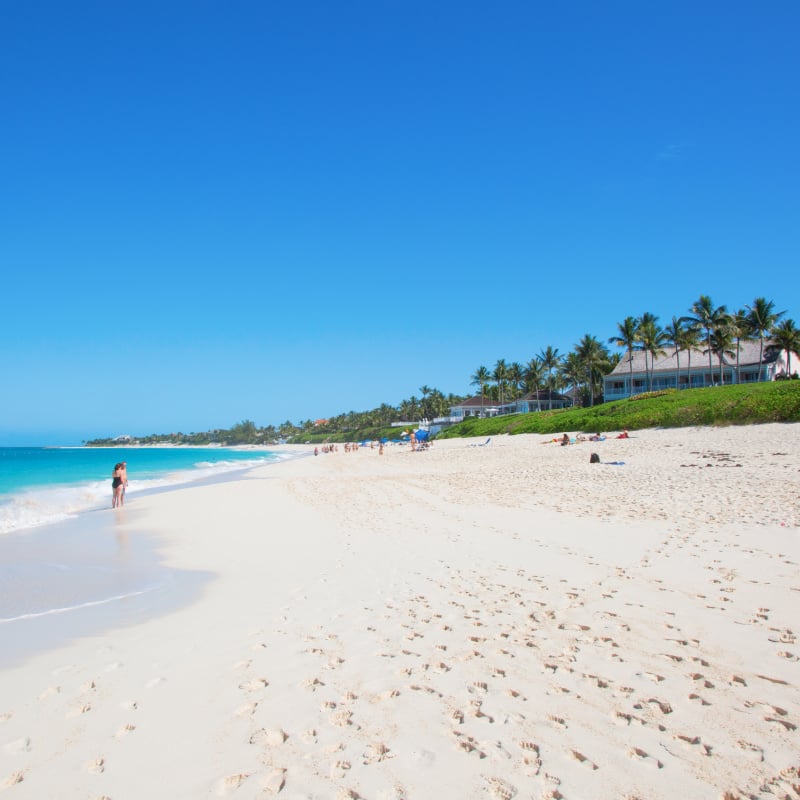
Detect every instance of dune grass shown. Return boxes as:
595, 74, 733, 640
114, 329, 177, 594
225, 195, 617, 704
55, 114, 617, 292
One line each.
436, 381, 800, 439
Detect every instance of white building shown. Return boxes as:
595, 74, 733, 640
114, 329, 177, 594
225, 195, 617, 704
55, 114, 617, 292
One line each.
450, 390, 572, 420
603, 340, 784, 402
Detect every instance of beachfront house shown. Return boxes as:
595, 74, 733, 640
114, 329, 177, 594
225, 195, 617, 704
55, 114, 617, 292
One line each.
450, 390, 572, 421
449, 396, 514, 420
515, 390, 572, 412
603, 340, 785, 402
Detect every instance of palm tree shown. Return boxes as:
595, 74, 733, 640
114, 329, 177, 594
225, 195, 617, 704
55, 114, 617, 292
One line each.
768, 319, 800, 377
398, 398, 415, 420
637, 313, 667, 391
493, 359, 509, 410
609, 316, 640, 397
705, 324, 736, 384
523, 358, 545, 407
559, 352, 584, 406
575, 334, 610, 406
730, 308, 751, 384
469, 366, 491, 416
507, 362, 524, 401
538, 346, 562, 410
419, 385, 432, 419
747, 297, 785, 381
676, 323, 702, 389
664, 316, 687, 389
690, 295, 728, 379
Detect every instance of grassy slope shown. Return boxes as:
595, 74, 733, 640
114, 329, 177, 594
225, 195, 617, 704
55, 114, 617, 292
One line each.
436, 381, 800, 439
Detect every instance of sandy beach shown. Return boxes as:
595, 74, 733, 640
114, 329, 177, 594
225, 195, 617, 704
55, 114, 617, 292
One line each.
1, 425, 799, 799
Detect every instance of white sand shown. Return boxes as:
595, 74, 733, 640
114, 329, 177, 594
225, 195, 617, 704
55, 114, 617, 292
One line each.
1, 425, 799, 799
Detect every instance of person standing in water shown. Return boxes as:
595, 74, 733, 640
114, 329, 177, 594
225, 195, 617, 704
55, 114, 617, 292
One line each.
119, 461, 129, 506
111, 463, 124, 508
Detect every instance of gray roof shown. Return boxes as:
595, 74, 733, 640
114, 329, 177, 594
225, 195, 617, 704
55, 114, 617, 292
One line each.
453, 395, 507, 408
519, 390, 571, 402
608, 338, 778, 376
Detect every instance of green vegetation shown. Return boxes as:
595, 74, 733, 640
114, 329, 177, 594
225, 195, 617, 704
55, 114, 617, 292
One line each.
86, 420, 270, 447
284, 425, 412, 445
436, 381, 800, 439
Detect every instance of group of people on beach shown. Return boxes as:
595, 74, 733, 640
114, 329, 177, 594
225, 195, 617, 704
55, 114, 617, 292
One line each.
555, 430, 629, 446
111, 461, 128, 508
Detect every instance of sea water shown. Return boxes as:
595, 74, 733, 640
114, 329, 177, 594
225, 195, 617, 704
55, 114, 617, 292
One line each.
0, 446, 287, 534
0, 446, 293, 667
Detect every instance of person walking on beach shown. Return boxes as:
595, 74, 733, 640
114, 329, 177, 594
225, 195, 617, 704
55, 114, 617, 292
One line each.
111, 463, 124, 509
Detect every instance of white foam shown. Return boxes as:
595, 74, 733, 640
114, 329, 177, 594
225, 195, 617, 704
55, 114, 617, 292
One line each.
0, 453, 295, 535
0, 586, 157, 624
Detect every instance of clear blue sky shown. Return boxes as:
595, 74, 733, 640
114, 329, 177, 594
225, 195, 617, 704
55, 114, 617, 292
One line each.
2, 1, 798, 445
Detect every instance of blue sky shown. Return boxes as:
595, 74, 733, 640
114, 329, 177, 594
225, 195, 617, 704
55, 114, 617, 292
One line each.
2, 1, 798, 445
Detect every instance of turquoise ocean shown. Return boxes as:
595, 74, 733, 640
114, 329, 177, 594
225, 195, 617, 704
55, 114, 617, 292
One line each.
0, 446, 287, 535
0, 446, 293, 665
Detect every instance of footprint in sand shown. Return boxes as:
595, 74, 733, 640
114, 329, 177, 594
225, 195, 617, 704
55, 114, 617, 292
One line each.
238, 678, 269, 693
486, 776, 517, 798
216, 773, 251, 796
674, 733, 711, 756
3, 737, 31, 754
765, 716, 797, 732
260, 768, 286, 794
627, 746, 663, 769
363, 742, 392, 764
453, 733, 485, 758
2, 771, 25, 787
570, 749, 599, 770
114, 724, 136, 739
776, 650, 799, 661
86, 756, 105, 774
330, 760, 351, 779
688, 692, 711, 706
234, 702, 258, 717
331, 710, 353, 728
250, 728, 287, 746
647, 698, 673, 715
736, 739, 765, 762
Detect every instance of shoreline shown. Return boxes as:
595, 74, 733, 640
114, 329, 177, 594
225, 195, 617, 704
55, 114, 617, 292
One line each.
0, 451, 311, 666
0, 426, 798, 798
0, 445, 310, 538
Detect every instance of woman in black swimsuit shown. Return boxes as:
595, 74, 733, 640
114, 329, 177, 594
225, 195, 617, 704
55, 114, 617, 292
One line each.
112, 463, 124, 508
